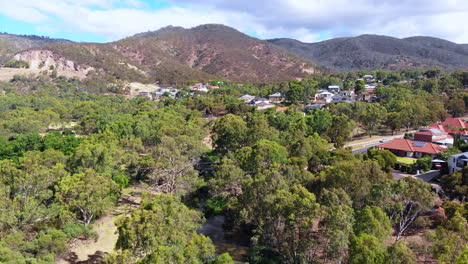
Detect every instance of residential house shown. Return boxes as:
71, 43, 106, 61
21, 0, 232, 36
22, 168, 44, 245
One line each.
328, 85, 341, 93
332, 95, 354, 104
448, 152, 468, 173
305, 101, 326, 111
428, 118, 468, 140
377, 138, 446, 158
255, 102, 275, 110
138, 91, 153, 100
414, 128, 453, 146
340, 90, 355, 97
238, 94, 256, 102
250, 97, 270, 105
314, 91, 334, 103
152, 87, 180, 99
190, 83, 209, 92
268, 92, 284, 103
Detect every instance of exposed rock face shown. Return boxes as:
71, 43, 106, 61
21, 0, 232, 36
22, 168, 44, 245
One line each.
13, 50, 93, 73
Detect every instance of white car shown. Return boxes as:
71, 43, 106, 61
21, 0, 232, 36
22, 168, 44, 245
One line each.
379, 138, 390, 143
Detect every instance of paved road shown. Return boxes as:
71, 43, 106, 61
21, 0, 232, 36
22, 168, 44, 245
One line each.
352, 142, 381, 154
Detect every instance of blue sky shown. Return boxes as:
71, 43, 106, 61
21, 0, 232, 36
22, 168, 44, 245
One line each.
0, 0, 467, 43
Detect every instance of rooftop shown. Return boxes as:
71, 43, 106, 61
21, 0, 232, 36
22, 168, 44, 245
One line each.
378, 138, 446, 154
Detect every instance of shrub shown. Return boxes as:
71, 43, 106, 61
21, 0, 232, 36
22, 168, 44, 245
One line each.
62, 223, 97, 239
4, 60, 29, 68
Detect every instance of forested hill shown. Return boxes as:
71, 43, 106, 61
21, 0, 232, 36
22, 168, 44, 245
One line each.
268, 34, 468, 72
2, 24, 319, 84
0, 33, 71, 64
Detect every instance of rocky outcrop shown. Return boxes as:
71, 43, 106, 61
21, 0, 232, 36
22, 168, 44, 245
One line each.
13, 49, 93, 73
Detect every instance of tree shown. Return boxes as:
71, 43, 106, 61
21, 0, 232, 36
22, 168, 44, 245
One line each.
440, 166, 468, 201
355, 80, 365, 95
354, 206, 392, 242
286, 82, 305, 104
358, 103, 387, 137
326, 114, 353, 148
114, 195, 216, 263
447, 97, 466, 117
257, 185, 322, 263
0, 150, 67, 231
147, 136, 203, 195
390, 177, 435, 240
56, 169, 119, 226
365, 148, 397, 173
320, 189, 354, 262
349, 233, 386, 264
213, 114, 248, 154
385, 242, 417, 264
426, 212, 468, 264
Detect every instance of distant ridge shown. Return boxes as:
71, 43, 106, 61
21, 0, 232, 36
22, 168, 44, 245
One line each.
268, 34, 468, 72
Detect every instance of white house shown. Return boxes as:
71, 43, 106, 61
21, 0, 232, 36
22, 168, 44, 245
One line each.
448, 152, 468, 173
328, 85, 341, 93
315, 91, 334, 103
239, 94, 255, 102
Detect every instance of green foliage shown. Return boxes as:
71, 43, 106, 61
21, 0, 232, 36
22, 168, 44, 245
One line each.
416, 155, 432, 172
365, 148, 397, 172
441, 166, 468, 200
385, 242, 417, 264
56, 169, 119, 226
115, 195, 215, 263
4, 60, 29, 68
354, 206, 392, 242
349, 233, 386, 264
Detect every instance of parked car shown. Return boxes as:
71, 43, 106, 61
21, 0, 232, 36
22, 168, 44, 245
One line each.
379, 138, 390, 143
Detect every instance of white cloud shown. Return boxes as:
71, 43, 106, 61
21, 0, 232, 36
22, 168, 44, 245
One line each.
0, 0, 467, 43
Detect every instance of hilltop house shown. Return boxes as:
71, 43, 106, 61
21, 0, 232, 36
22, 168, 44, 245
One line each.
448, 152, 468, 173
377, 138, 446, 158
268, 92, 284, 103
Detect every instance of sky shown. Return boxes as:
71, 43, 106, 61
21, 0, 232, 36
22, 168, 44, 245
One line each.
0, 0, 467, 44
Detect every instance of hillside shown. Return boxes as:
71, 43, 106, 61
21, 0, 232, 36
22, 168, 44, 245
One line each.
0, 33, 71, 64
268, 35, 468, 72
5, 25, 319, 84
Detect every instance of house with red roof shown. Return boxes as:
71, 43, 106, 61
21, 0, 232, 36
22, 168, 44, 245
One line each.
414, 128, 453, 146
377, 138, 446, 158
428, 118, 468, 136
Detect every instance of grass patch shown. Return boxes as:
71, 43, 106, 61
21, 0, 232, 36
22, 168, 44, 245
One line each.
397, 157, 417, 165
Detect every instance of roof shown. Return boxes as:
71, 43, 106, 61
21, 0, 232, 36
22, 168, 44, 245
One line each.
328, 85, 340, 89
318, 91, 334, 95
415, 128, 447, 136
378, 138, 446, 154
276, 107, 289, 112
428, 118, 468, 135
450, 152, 468, 159
269, 92, 282, 97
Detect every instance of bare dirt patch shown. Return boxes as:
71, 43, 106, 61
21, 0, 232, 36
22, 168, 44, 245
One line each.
0, 68, 87, 81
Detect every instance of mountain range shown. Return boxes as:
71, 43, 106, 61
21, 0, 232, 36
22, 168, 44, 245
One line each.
268, 35, 468, 72
1, 25, 467, 84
